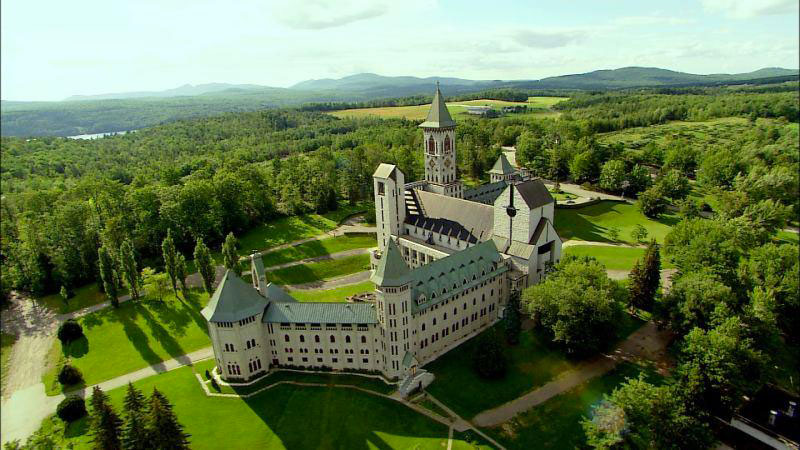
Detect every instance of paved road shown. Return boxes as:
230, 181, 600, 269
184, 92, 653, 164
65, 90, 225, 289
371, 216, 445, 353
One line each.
472, 321, 673, 427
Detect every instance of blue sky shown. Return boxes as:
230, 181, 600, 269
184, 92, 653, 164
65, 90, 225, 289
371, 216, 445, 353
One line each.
1, 0, 797, 101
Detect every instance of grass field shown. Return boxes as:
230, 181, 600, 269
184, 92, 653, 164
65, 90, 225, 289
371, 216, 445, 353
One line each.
34, 363, 472, 449
483, 362, 659, 449
776, 230, 799, 245
265, 254, 371, 285
38, 283, 130, 315
563, 245, 675, 271
261, 234, 376, 268
329, 97, 567, 120
288, 280, 374, 302
1, 332, 17, 395
42, 289, 210, 395
555, 201, 679, 244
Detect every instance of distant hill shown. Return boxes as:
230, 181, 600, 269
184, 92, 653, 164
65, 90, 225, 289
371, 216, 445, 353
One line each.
291, 73, 504, 98
64, 83, 273, 101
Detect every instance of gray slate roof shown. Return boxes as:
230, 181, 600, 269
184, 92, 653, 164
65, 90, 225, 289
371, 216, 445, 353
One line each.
265, 283, 298, 303
262, 302, 378, 324
419, 84, 456, 129
371, 239, 411, 287
412, 190, 494, 241
201, 270, 268, 323
489, 153, 515, 175
515, 179, 554, 210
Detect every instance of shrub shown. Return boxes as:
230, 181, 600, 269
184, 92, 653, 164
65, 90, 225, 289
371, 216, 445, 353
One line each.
56, 396, 87, 422
57, 319, 83, 344
58, 364, 83, 386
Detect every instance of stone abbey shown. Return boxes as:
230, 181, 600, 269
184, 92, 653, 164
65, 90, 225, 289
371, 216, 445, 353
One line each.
202, 84, 563, 394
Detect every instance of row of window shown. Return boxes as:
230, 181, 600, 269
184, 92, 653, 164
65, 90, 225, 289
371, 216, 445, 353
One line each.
286, 356, 372, 365
239, 315, 257, 326
283, 334, 368, 344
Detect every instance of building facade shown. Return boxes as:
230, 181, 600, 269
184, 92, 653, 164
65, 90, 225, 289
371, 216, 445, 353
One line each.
202, 85, 562, 393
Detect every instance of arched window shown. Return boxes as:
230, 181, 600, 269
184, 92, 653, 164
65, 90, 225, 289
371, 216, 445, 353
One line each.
346, 336, 351, 343
428, 136, 435, 153
315, 335, 320, 343
330, 335, 336, 343
300, 335, 305, 343
444, 135, 451, 153
361, 336, 367, 344
284, 335, 290, 342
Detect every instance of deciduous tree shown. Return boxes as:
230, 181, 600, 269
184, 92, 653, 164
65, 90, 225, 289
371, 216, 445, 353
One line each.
194, 238, 215, 295
119, 239, 140, 300
161, 229, 178, 296
221, 232, 241, 276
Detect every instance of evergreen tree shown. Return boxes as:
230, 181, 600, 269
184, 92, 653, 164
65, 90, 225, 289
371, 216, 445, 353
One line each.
627, 259, 649, 311
175, 253, 188, 298
123, 382, 145, 414
642, 240, 661, 303
98, 245, 119, 307
194, 238, 215, 295
90, 386, 122, 450
119, 239, 140, 300
504, 291, 522, 345
221, 232, 241, 276
121, 383, 148, 450
161, 229, 178, 296
147, 388, 190, 449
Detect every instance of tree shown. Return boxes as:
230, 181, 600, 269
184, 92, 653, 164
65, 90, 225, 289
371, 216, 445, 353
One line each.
221, 232, 241, 276
657, 169, 690, 200
57, 319, 83, 344
90, 386, 123, 450
663, 219, 741, 288
569, 151, 598, 183
123, 382, 146, 414
659, 271, 735, 334
676, 198, 702, 219
58, 364, 83, 386
175, 253, 188, 298
140, 268, 169, 302
57, 396, 87, 422
739, 243, 799, 338
583, 376, 713, 449
627, 259, 648, 312
119, 239, 140, 300
194, 238, 215, 295
504, 291, 522, 345
625, 164, 651, 195
599, 160, 626, 193
472, 328, 507, 379
146, 388, 190, 449
161, 229, 178, 296
637, 185, 667, 218
98, 245, 119, 307
607, 226, 620, 242
630, 224, 648, 243
522, 257, 623, 354
121, 383, 148, 450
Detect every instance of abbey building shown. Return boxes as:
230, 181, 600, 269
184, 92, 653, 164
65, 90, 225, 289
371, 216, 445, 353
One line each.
202, 85, 562, 394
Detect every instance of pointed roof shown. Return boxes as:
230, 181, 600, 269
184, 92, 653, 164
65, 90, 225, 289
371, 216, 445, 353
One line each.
419, 83, 456, 129
515, 179, 554, 209
489, 153, 515, 175
201, 270, 268, 322
370, 239, 410, 287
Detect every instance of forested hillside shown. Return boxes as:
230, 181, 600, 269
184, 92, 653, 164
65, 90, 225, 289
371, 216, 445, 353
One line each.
1, 83, 797, 301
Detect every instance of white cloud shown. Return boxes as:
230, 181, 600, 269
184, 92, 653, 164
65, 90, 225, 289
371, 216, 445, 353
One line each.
701, 0, 799, 18
271, 0, 391, 30
511, 30, 587, 49
613, 15, 695, 26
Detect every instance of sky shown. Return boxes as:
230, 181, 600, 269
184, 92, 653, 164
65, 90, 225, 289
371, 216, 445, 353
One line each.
1, 0, 798, 101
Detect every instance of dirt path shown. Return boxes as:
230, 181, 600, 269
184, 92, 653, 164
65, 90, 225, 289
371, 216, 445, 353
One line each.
472, 321, 673, 427
286, 271, 371, 290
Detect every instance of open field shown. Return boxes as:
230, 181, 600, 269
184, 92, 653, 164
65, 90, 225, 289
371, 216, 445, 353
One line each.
555, 201, 679, 244
32, 364, 469, 449
265, 254, 371, 285
426, 316, 643, 420
261, 234, 376, 268
42, 289, 210, 395
328, 97, 567, 120
288, 280, 374, 302
483, 362, 659, 449
563, 245, 675, 271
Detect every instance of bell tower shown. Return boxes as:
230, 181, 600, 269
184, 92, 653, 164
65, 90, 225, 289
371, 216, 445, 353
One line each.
420, 83, 462, 198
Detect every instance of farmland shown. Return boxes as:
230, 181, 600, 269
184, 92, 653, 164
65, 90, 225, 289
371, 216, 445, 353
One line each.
328, 97, 567, 120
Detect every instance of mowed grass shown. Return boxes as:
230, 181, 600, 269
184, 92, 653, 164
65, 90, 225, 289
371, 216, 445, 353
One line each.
288, 280, 374, 302
555, 201, 679, 244
1, 332, 17, 395
37, 283, 128, 315
42, 289, 210, 395
41, 364, 465, 449
483, 362, 660, 449
776, 230, 799, 245
563, 245, 675, 271
329, 97, 567, 120
261, 234, 376, 268
265, 254, 371, 285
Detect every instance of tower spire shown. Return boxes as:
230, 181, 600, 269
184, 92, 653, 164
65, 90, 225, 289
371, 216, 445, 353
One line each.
420, 83, 455, 129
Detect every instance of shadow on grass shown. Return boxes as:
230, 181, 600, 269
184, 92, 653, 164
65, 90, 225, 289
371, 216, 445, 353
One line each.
64, 416, 90, 438
63, 336, 89, 358
555, 209, 613, 243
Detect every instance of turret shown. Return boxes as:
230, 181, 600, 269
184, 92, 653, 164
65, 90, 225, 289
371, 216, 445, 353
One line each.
373, 163, 406, 252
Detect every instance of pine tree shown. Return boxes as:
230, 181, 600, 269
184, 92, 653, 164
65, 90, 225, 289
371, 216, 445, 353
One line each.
98, 245, 119, 307
628, 258, 648, 311
119, 239, 140, 300
221, 232, 241, 276
161, 229, 178, 296
147, 388, 190, 449
175, 253, 188, 298
193, 238, 215, 295
504, 291, 522, 345
123, 382, 145, 414
642, 240, 662, 303
121, 383, 148, 450
90, 386, 122, 450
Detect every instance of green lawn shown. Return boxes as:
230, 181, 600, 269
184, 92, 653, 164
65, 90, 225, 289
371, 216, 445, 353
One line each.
261, 235, 376, 268
555, 201, 679, 244
37, 283, 129, 315
483, 362, 659, 449
266, 254, 371, 285
1, 332, 17, 395
563, 245, 675, 271
42, 289, 210, 395
288, 281, 374, 302
34, 363, 471, 449
549, 189, 577, 202
776, 230, 799, 245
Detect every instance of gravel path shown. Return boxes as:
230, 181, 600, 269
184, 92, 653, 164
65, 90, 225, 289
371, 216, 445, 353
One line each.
472, 321, 673, 427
